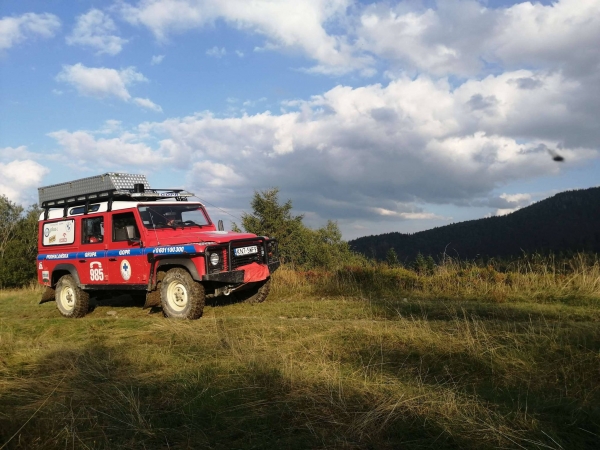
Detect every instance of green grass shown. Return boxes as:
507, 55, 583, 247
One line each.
1, 267, 600, 449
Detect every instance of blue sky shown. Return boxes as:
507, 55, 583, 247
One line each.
1, 0, 599, 239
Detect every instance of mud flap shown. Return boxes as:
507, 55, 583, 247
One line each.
39, 287, 55, 304
144, 288, 161, 309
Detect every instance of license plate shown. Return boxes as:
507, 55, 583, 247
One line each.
234, 245, 258, 256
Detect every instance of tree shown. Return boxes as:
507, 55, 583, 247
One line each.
0, 200, 41, 288
425, 255, 436, 275
235, 188, 306, 264
235, 188, 356, 269
0, 195, 23, 260
413, 252, 427, 274
386, 247, 399, 267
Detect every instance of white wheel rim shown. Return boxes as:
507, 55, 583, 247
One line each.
59, 286, 75, 311
167, 282, 188, 312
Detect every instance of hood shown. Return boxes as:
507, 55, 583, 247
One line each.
144, 230, 262, 247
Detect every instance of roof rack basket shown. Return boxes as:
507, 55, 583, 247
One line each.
38, 173, 193, 219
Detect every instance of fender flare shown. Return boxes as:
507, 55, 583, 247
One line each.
156, 258, 201, 281
52, 264, 81, 286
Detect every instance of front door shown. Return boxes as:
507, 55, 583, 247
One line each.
106, 211, 147, 286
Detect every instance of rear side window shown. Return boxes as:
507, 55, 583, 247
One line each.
42, 220, 75, 246
82, 217, 104, 244
113, 212, 140, 242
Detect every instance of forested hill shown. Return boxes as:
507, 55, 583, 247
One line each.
349, 186, 600, 262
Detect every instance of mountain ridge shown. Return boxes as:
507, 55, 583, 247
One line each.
349, 186, 600, 262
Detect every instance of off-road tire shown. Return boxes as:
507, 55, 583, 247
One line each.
55, 275, 90, 318
160, 268, 205, 319
237, 278, 271, 304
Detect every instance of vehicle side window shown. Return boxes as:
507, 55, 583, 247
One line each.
112, 212, 140, 242
82, 217, 104, 244
42, 219, 76, 246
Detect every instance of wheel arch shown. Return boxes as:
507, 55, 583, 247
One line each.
52, 264, 81, 287
156, 258, 201, 281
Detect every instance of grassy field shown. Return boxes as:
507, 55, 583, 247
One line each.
1, 264, 599, 449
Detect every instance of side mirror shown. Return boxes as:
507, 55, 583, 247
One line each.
218, 220, 224, 231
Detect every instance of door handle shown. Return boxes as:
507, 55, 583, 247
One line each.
79, 259, 86, 263
108, 258, 117, 261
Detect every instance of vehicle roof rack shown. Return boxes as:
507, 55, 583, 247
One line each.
38, 173, 194, 219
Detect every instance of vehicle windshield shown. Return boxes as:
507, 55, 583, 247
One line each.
138, 204, 211, 229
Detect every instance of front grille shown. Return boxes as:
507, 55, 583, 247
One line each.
231, 244, 264, 270
206, 239, 277, 274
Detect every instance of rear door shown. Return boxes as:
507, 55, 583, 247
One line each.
78, 214, 108, 285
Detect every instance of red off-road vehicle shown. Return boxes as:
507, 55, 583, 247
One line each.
37, 173, 279, 319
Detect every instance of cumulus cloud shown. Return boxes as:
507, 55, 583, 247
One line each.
66, 9, 127, 55
115, 0, 600, 79
119, 0, 369, 73
55, 63, 162, 111
492, 0, 600, 76
50, 67, 599, 232
357, 0, 600, 78
133, 97, 163, 112
0, 147, 49, 203
47, 129, 169, 167
190, 161, 245, 187
56, 63, 146, 100
492, 193, 533, 216
0, 12, 60, 50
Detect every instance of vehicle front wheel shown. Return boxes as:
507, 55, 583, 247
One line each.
236, 278, 271, 304
160, 268, 205, 319
55, 275, 90, 318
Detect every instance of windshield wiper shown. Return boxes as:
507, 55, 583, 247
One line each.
182, 220, 204, 228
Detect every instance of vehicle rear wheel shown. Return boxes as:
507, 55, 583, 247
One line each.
160, 268, 205, 319
236, 278, 271, 304
55, 275, 90, 318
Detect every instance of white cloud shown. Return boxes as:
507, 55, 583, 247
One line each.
499, 193, 531, 205
66, 9, 127, 55
493, 192, 532, 216
111, 0, 600, 78
372, 207, 448, 221
235, 50, 244, 58
0, 12, 60, 50
0, 147, 49, 203
206, 46, 226, 58
120, 0, 368, 74
47, 130, 168, 167
151, 54, 165, 65
492, 0, 600, 75
356, 0, 600, 78
98, 119, 123, 134
55, 64, 162, 111
190, 161, 244, 187
56, 64, 146, 100
77, 69, 592, 226
133, 97, 163, 112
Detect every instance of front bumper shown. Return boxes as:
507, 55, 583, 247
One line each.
202, 261, 280, 283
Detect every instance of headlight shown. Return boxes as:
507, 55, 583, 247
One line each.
210, 252, 220, 266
